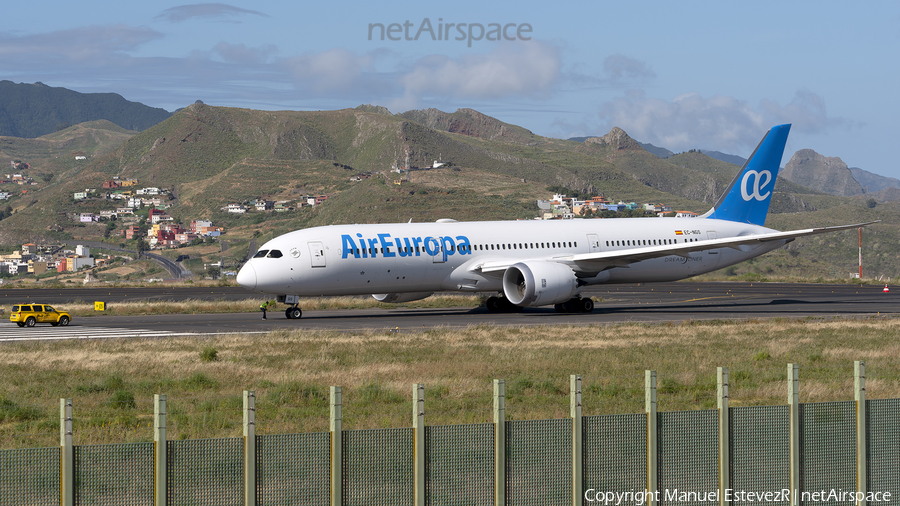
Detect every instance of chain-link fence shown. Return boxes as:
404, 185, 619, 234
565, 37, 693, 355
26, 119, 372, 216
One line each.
5, 387, 899, 505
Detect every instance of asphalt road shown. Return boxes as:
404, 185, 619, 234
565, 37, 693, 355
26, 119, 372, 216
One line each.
2, 282, 897, 338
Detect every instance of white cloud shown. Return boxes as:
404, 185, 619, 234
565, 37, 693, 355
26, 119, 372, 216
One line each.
391, 41, 561, 110
282, 48, 386, 96
566, 54, 655, 89
208, 42, 278, 65
602, 54, 656, 84
155, 4, 268, 23
592, 89, 850, 153
0, 25, 162, 62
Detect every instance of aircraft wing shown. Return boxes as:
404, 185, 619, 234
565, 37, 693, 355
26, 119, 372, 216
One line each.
475, 221, 878, 274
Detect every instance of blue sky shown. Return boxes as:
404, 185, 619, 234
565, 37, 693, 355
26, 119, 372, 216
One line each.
3, 1, 899, 178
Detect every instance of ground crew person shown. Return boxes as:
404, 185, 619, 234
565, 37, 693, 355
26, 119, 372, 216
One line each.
260, 300, 274, 319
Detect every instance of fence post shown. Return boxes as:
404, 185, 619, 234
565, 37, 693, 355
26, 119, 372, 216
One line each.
717, 367, 729, 506
788, 364, 800, 506
494, 379, 506, 506
330, 386, 342, 506
244, 390, 256, 506
645, 371, 657, 506
855, 361, 866, 506
154, 394, 166, 506
414, 383, 425, 506
571, 375, 583, 506
60, 398, 74, 506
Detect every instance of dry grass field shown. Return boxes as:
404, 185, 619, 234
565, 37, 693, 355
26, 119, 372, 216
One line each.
1, 316, 899, 449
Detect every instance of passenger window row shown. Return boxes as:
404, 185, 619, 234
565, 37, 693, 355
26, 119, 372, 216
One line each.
472, 241, 576, 251
605, 238, 701, 247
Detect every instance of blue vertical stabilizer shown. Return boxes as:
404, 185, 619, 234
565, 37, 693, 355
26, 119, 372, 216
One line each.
704, 124, 791, 225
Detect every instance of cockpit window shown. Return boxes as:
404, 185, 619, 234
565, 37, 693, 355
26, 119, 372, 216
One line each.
267, 250, 283, 258
253, 250, 269, 258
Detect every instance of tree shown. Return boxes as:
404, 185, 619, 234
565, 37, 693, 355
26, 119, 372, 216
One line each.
866, 198, 877, 209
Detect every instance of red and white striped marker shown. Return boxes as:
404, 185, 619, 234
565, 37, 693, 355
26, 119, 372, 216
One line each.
883, 285, 890, 293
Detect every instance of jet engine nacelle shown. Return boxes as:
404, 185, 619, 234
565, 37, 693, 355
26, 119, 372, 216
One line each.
372, 292, 434, 304
502, 261, 580, 307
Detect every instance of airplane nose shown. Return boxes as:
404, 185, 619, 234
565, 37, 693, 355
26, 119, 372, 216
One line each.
236, 263, 257, 290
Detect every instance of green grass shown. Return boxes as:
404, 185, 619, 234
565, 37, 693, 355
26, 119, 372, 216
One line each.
1, 316, 898, 448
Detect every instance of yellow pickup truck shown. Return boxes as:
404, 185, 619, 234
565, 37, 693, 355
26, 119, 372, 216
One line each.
10, 304, 72, 328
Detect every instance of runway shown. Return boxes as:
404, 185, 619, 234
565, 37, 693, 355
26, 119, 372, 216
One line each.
1, 282, 897, 340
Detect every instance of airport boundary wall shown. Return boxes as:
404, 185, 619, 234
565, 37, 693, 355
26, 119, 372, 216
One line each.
1, 362, 898, 506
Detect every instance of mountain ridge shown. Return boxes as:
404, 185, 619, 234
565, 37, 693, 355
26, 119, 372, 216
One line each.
0, 80, 172, 138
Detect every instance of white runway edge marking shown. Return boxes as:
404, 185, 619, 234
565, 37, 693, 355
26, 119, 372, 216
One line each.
0, 323, 267, 341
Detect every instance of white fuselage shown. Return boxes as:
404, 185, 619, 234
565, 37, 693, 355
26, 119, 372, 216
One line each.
237, 217, 785, 297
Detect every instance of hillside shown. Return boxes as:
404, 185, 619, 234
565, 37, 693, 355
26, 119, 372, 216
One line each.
781, 149, 864, 197
850, 167, 900, 193
0, 81, 171, 138
1, 103, 899, 280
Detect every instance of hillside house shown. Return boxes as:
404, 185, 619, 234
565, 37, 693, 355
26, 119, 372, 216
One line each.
65, 256, 95, 272
175, 232, 198, 243
79, 213, 98, 223
125, 226, 142, 240
191, 220, 213, 233
27, 260, 48, 275
254, 200, 274, 211
675, 210, 698, 218
102, 180, 121, 189
226, 204, 247, 214
197, 226, 223, 237
151, 214, 173, 224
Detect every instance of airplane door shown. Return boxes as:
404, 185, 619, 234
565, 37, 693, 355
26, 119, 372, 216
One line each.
428, 237, 446, 264
308, 242, 326, 268
587, 233, 602, 253
706, 231, 718, 255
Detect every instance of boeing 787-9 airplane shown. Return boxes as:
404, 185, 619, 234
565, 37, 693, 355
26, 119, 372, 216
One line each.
236, 124, 874, 319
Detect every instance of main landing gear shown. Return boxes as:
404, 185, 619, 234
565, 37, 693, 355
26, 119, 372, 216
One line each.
484, 295, 595, 313
554, 297, 594, 314
485, 296, 524, 313
285, 306, 302, 319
